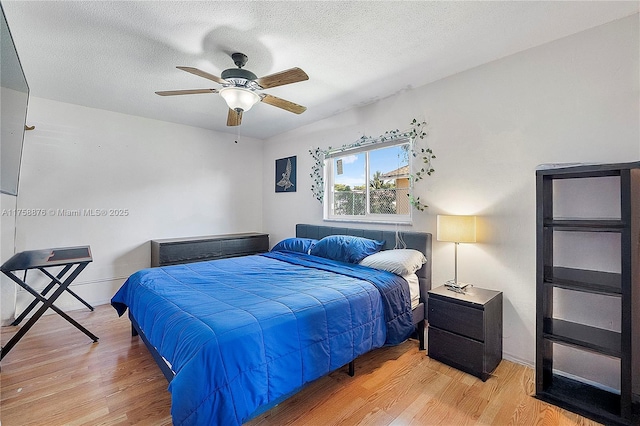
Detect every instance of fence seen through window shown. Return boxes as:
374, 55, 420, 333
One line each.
328, 140, 411, 222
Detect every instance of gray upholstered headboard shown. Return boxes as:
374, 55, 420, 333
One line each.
295, 223, 432, 303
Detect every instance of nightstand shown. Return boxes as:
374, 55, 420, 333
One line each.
427, 285, 502, 381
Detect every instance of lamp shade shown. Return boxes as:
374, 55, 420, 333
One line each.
219, 87, 260, 112
437, 215, 476, 243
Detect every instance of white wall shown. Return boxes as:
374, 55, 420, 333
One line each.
1, 193, 17, 324
11, 97, 263, 313
262, 14, 640, 387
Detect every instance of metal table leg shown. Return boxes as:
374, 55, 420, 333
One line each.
1, 262, 98, 360
11, 264, 73, 326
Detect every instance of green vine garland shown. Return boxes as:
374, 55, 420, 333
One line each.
309, 119, 435, 211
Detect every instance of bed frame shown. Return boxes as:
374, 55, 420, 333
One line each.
129, 223, 432, 383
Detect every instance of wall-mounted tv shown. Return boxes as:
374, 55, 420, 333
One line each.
1, 2, 29, 196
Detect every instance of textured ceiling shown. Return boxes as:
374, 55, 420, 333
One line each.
2, 1, 638, 140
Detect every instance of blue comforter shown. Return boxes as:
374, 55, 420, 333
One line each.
111, 251, 413, 425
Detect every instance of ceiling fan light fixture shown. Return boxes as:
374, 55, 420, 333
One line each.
219, 87, 260, 112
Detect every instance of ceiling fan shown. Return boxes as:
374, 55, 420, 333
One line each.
156, 53, 309, 126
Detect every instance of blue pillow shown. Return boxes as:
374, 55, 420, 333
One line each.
271, 237, 318, 254
310, 235, 384, 263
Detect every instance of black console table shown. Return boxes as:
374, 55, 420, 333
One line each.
151, 233, 269, 267
1, 246, 98, 360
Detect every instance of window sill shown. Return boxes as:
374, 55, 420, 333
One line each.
323, 217, 413, 226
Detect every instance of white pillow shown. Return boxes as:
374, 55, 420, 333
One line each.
403, 273, 420, 309
359, 249, 427, 276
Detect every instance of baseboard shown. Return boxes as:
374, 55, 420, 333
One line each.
502, 351, 534, 369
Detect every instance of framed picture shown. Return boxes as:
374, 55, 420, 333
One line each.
275, 156, 297, 192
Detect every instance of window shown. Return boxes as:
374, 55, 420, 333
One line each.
324, 138, 412, 223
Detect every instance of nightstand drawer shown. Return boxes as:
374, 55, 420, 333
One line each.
428, 297, 484, 341
428, 327, 484, 376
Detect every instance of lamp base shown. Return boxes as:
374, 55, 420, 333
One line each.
444, 280, 470, 294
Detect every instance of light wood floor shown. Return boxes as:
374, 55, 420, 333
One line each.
1, 304, 600, 426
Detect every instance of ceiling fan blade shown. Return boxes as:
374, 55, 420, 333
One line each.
255, 67, 309, 89
177, 66, 229, 85
155, 89, 218, 96
227, 109, 243, 126
261, 94, 307, 114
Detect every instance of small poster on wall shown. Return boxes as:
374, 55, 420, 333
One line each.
275, 156, 296, 192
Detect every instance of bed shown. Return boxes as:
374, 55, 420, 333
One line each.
111, 224, 432, 425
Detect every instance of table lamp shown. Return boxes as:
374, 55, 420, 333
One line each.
437, 215, 477, 292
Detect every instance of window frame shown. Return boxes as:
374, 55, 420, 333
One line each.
323, 137, 413, 224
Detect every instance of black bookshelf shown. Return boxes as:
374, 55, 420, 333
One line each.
537, 374, 622, 426
543, 318, 621, 357
544, 266, 621, 296
535, 162, 640, 425
544, 219, 625, 232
